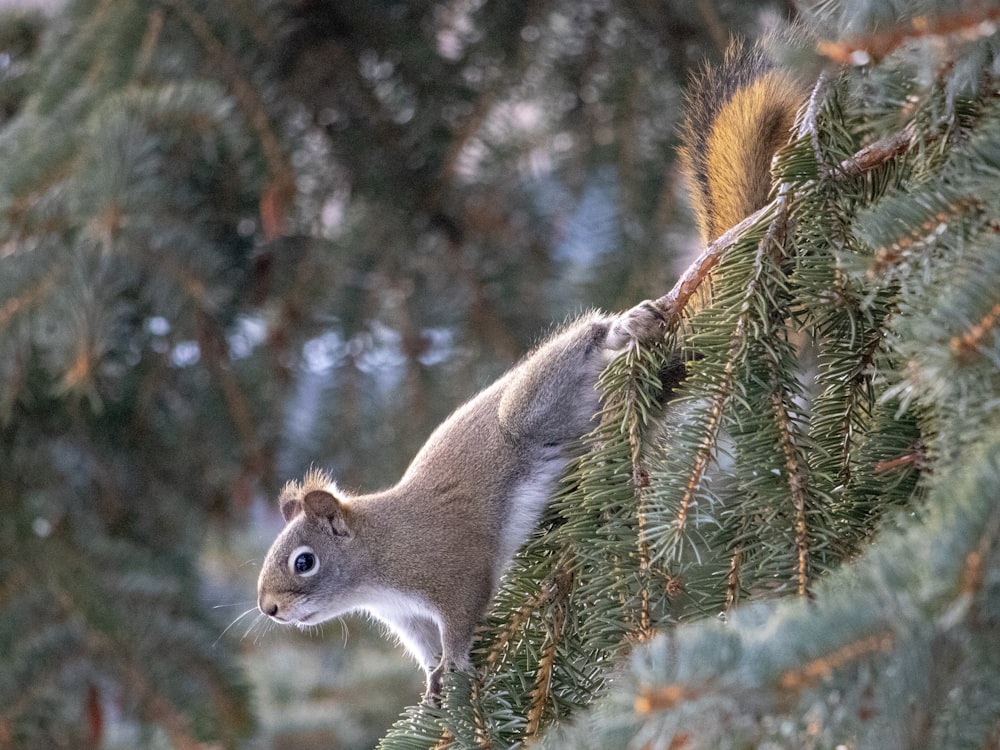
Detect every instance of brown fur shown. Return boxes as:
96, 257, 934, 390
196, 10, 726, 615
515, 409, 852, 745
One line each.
679, 41, 805, 243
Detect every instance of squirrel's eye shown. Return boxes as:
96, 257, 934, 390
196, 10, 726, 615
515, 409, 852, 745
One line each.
288, 545, 319, 577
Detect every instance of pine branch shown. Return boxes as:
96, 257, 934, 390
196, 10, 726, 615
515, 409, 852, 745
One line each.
167, 0, 294, 239
9, 1, 1000, 747
641, 107, 917, 331
0, 267, 61, 331
547, 431, 1000, 748
817, 5, 1000, 65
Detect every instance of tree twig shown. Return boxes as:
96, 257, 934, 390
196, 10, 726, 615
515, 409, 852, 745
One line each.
817, 6, 1000, 66
638, 126, 916, 325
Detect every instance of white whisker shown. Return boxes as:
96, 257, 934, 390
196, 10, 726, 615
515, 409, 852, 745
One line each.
245, 612, 269, 642
215, 606, 259, 647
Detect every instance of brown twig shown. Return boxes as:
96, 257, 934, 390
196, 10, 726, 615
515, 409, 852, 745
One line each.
0, 269, 62, 331
694, 0, 728, 51
196, 311, 266, 479
951, 301, 1000, 360
483, 553, 574, 671
523, 567, 573, 743
524, 607, 564, 741
773, 385, 812, 597
724, 545, 742, 612
635, 123, 916, 329
837, 128, 913, 180
469, 676, 493, 750
779, 631, 895, 690
134, 6, 165, 77
634, 681, 709, 714
624, 342, 655, 638
817, 6, 1000, 66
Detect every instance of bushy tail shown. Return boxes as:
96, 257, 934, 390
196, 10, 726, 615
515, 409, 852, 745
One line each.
679, 41, 805, 244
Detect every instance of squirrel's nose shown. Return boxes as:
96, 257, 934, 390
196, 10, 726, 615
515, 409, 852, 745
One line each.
259, 595, 278, 617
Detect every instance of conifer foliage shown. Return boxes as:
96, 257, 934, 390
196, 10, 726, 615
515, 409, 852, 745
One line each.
2, 0, 1000, 748
379, 3, 1000, 748
0, 2, 267, 747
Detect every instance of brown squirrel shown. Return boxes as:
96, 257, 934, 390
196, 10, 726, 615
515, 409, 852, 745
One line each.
257, 41, 805, 701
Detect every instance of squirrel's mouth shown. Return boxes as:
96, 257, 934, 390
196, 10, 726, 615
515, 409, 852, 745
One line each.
264, 608, 317, 625
294, 610, 322, 626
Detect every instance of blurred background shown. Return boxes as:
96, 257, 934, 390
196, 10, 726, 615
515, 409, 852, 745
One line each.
0, 0, 791, 747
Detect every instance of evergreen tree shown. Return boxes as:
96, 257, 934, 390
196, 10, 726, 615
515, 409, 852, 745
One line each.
3, 0, 999, 748
0, 2, 267, 747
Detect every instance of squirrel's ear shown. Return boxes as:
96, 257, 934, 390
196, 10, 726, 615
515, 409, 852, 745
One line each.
302, 489, 351, 537
278, 481, 303, 523
279, 496, 302, 523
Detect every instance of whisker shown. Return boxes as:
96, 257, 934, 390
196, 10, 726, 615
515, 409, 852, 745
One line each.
215, 606, 259, 647
245, 612, 269, 642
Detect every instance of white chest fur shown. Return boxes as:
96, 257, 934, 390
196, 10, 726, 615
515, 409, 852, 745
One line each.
361, 587, 444, 670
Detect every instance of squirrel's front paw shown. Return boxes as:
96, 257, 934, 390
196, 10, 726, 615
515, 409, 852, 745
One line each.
423, 666, 444, 706
423, 658, 477, 707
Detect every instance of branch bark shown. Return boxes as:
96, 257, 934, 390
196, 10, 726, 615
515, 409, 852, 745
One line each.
635, 126, 916, 326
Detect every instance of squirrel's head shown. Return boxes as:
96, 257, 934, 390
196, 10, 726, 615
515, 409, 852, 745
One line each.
257, 468, 364, 627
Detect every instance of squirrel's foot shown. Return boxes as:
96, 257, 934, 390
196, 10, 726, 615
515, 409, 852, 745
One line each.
423, 656, 476, 707
608, 299, 670, 349
423, 666, 444, 707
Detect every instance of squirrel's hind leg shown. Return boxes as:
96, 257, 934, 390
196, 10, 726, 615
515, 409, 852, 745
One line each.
607, 300, 670, 350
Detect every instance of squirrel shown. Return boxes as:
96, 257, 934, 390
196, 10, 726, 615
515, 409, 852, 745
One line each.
256, 40, 805, 702
256, 307, 683, 699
